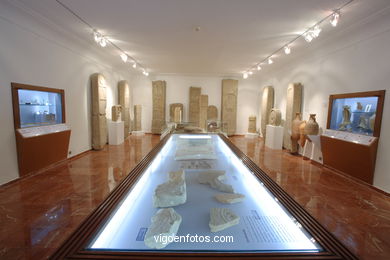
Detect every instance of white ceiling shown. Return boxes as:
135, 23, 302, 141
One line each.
13, 0, 390, 76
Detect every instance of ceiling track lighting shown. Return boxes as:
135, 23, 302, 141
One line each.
241, 0, 352, 79
56, 0, 149, 76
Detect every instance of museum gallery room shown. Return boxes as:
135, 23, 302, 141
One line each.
1, 0, 390, 259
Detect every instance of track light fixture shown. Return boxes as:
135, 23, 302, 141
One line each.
241, 0, 352, 79
120, 53, 128, 63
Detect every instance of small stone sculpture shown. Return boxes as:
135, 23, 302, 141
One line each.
304, 114, 319, 135
209, 208, 239, 232
356, 102, 363, 111
111, 105, 122, 122
248, 116, 257, 133
358, 116, 369, 130
144, 208, 182, 249
215, 193, 245, 204
198, 170, 234, 193
339, 105, 351, 131
153, 170, 186, 208
291, 112, 302, 154
269, 108, 282, 126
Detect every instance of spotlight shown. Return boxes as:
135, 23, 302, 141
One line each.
304, 32, 313, 42
284, 45, 291, 55
120, 53, 128, 63
330, 11, 340, 27
93, 31, 101, 43
243, 72, 248, 79
257, 65, 262, 71
132, 62, 137, 68
249, 71, 253, 75
268, 58, 273, 64
312, 25, 321, 38
99, 37, 107, 47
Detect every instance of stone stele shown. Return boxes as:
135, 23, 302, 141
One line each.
269, 108, 282, 126
133, 104, 142, 131
152, 80, 167, 134
169, 103, 183, 123
189, 86, 201, 126
198, 170, 234, 193
221, 79, 238, 136
111, 105, 122, 122
207, 105, 218, 120
144, 208, 182, 249
209, 208, 239, 232
214, 193, 245, 204
200, 94, 209, 130
283, 83, 302, 150
248, 116, 256, 133
153, 170, 186, 208
260, 86, 274, 138
118, 80, 131, 137
91, 73, 107, 150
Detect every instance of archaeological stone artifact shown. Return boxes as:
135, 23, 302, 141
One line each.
283, 83, 302, 150
151, 80, 167, 134
118, 80, 131, 137
221, 79, 238, 136
91, 73, 108, 150
260, 86, 274, 138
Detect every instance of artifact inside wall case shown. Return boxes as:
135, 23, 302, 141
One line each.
53, 134, 357, 259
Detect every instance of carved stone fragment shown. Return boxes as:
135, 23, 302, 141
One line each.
118, 80, 131, 137
283, 83, 302, 150
260, 86, 274, 138
144, 208, 182, 249
198, 170, 234, 193
214, 193, 245, 204
111, 105, 122, 122
221, 79, 238, 136
189, 87, 201, 126
269, 108, 281, 126
248, 116, 256, 133
200, 95, 208, 130
91, 73, 107, 150
207, 105, 218, 120
169, 103, 183, 123
134, 104, 142, 131
209, 208, 239, 232
153, 170, 186, 208
152, 81, 166, 134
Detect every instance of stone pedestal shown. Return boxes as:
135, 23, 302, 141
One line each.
303, 135, 323, 164
108, 120, 124, 145
265, 125, 284, 150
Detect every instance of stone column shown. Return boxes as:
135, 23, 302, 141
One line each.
91, 73, 107, 150
283, 83, 303, 150
221, 79, 238, 136
151, 80, 166, 134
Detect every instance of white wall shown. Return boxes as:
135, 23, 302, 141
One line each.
131, 75, 261, 134
256, 10, 390, 192
0, 2, 133, 185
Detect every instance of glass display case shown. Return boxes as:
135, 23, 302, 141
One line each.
12, 82, 65, 128
52, 134, 356, 259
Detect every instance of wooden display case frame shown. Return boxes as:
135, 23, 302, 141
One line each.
326, 90, 385, 137
11, 82, 66, 129
51, 134, 357, 260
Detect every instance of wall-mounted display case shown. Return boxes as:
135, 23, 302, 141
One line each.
322, 90, 385, 184
11, 83, 70, 177
52, 134, 356, 259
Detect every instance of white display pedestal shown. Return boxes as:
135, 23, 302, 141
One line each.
245, 133, 259, 138
132, 131, 144, 136
303, 135, 323, 164
265, 125, 284, 150
108, 120, 124, 145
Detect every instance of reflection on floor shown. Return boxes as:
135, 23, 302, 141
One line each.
0, 134, 388, 259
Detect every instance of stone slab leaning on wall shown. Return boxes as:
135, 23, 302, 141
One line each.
91, 73, 107, 150
221, 79, 238, 136
118, 80, 131, 137
152, 80, 166, 134
283, 83, 303, 150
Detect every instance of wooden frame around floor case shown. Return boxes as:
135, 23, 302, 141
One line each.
11, 82, 66, 129
326, 90, 385, 137
51, 133, 357, 259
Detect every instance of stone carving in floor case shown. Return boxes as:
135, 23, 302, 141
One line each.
198, 170, 234, 193
209, 208, 239, 232
153, 170, 187, 208
214, 193, 245, 204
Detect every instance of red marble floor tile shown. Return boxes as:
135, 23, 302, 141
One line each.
0, 134, 389, 259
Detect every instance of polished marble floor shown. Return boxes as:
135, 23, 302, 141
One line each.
0, 134, 389, 259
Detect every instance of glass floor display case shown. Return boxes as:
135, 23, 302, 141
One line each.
52, 134, 357, 259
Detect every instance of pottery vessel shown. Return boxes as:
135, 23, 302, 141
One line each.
304, 114, 319, 135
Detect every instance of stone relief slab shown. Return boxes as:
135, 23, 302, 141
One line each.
118, 80, 131, 137
134, 104, 142, 131
152, 80, 166, 134
248, 116, 256, 133
111, 105, 122, 122
221, 79, 238, 136
283, 83, 303, 150
189, 87, 201, 126
260, 86, 274, 138
200, 95, 208, 130
169, 103, 183, 123
207, 105, 218, 120
91, 73, 107, 150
